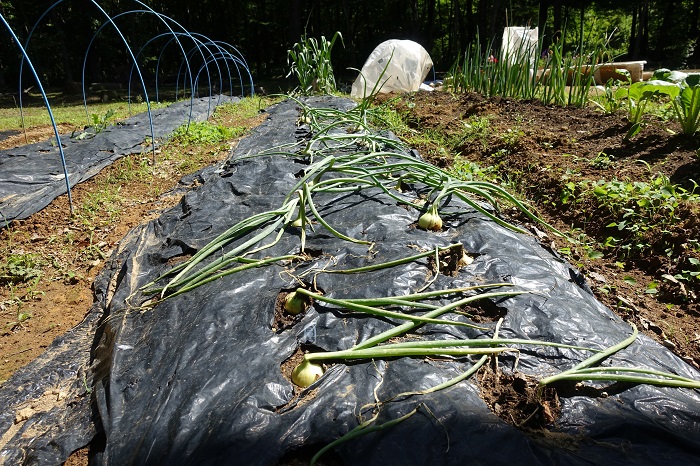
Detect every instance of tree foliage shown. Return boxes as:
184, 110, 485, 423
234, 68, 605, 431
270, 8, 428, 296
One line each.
0, 0, 698, 92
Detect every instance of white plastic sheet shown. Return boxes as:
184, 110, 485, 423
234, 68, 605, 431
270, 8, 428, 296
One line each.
351, 40, 433, 98
500, 27, 538, 71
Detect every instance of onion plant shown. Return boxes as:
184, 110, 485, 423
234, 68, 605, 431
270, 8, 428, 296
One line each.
297, 316, 700, 462
290, 294, 607, 390
290, 290, 525, 389
141, 94, 566, 301
539, 324, 700, 391
308, 318, 511, 465
447, 30, 602, 109
538, 39, 600, 108
447, 32, 539, 100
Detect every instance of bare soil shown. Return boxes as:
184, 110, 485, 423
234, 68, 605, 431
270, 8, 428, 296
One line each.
0, 124, 74, 151
479, 366, 561, 429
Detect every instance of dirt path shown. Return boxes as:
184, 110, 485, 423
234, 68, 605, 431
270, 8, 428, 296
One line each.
0, 105, 268, 382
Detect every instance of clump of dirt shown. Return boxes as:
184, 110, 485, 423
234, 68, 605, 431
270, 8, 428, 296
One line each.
426, 243, 474, 277
458, 300, 508, 323
479, 367, 561, 430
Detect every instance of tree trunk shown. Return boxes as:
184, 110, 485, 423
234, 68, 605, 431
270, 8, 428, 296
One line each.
640, 0, 649, 57
288, 0, 301, 44
538, 0, 549, 43
55, 15, 74, 86
426, 0, 437, 49
455, 0, 467, 53
655, 0, 675, 58
691, 0, 700, 66
631, 0, 649, 59
464, 0, 474, 44
341, 0, 356, 67
629, 5, 637, 58
552, 0, 562, 44
488, 0, 501, 41
476, 0, 487, 40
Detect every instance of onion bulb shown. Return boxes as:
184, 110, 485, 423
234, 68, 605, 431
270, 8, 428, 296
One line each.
291, 360, 324, 387
284, 290, 310, 315
290, 215, 304, 228
418, 204, 442, 231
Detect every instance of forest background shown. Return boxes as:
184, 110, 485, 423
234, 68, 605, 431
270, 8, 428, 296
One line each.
0, 1, 698, 94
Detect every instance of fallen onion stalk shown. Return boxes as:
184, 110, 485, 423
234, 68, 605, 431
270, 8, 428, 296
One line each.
304, 345, 515, 363
309, 406, 420, 466
145, 255, 302, 300
303, 183, 372, 245
302, 333, 598, 366
344, 283, 512, 306
157, 210, 293, 297
322, 243, 463, 274
352, 290, 526, 351
375, 338, 600, 353
538, 324, 700, 391
293, 288, 486, 329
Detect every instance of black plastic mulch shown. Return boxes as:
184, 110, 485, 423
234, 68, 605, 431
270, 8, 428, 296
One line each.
0, 96, 698, 465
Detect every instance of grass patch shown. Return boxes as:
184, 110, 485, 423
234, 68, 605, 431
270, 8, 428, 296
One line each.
171, 121, 241, 145
0, 100, 170, 131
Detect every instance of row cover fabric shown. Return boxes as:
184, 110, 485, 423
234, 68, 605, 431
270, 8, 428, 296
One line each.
1, 97, 699, 465
351, 40, 433, 98
0, 95, 238, 223
500, 26, 539, 70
